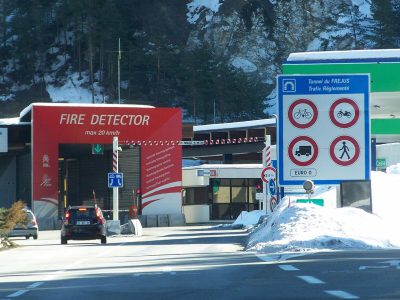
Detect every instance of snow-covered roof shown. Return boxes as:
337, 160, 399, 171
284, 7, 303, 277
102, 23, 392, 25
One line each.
287, 49, 400, 63
0, 117, 30, 126
194, 118, 275, 133
19, 102, 155, 121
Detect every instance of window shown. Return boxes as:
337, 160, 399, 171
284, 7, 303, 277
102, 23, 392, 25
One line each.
213, 179, 230, 203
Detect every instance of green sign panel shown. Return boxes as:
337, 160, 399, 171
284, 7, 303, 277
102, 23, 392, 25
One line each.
376, 158, 387, 168
296, 198, 324, 206
92, 144, 104, 155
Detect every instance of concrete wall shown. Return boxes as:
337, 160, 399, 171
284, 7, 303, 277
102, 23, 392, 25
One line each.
183, 205, 210, 223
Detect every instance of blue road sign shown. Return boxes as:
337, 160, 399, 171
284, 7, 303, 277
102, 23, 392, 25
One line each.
108, 172, 123, 188
277, 74, 370, 186
268, 179, 276, 195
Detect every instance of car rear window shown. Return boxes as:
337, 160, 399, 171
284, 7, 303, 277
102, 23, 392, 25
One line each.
69, 208, 96, 223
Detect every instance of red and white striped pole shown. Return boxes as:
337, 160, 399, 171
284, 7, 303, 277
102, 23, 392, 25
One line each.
113, 137, 119, 220
263, 135, 271, 214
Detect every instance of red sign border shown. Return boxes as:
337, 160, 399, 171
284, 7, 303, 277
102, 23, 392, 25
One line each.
288, 136, 319, 167
261, 166, 276, 183
330, 135, 360, 166
329, 98, 360, 128
288, 98, 318, 129
270, 196, 278, 212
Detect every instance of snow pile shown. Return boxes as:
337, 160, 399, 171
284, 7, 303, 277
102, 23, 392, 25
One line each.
385, 163, 400, 174
237, 170, 400, 255
232, 210, 265, 228
247, 199, 400, 254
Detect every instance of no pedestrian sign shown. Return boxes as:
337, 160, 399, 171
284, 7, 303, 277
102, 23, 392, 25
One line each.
277, 74, 370, 185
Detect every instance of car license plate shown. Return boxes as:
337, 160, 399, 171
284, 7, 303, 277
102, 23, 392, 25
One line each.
76, 220, 90, 225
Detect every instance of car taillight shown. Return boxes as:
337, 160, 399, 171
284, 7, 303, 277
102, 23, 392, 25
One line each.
32, 216, 37, 226
65, 211, 70, 224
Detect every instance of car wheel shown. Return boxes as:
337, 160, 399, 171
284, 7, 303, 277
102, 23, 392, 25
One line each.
33, 235, 38, 240
101, 236, 107, 244
61, 237, 67, 245
25, 236, 30, 239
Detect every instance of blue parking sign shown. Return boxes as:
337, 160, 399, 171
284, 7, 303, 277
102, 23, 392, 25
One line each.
108, 172, 123, 188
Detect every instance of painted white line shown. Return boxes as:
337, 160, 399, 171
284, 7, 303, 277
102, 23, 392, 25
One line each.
359, 266, 388, 270
134, 272, 163, 277
7, 289, 28, 298
297, 275, 325, 284
27, 282, 44, 289
325, 290, 359, 299
278, 264, 299, 271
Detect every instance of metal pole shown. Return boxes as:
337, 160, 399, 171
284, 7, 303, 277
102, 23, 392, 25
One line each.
118, 38, 121, 104
264, 135, 272, 214
113, 137, 119, 220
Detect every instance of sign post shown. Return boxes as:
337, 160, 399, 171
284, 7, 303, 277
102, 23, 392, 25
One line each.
113, 137, 119, 220
277, 74, 370, 186
262, 135, 276, 214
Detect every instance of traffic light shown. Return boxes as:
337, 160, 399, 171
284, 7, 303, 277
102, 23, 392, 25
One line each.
256, 183, 263, 193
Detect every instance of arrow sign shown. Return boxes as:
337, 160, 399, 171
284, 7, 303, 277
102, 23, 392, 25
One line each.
92, 144, 104, 155
380, 260, 400, 269
359, 260, 400, 270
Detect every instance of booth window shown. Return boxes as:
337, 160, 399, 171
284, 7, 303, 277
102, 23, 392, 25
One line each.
248, 179, 261, 204
213, 179, 230, 203
231, 178, 247, 203
184, 187, 208, 205
210, 178, 259, 219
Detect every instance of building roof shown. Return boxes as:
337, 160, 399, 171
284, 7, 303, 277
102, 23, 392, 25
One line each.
286, 49, 400, 63
194, 118, 276, 133
0, 102, 156, 125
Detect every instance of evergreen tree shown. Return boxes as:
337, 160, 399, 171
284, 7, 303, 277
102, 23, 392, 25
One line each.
370, 0, 397, 48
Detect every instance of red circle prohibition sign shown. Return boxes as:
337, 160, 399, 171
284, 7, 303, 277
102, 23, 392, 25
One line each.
288, 136, 318, 166
288, 99, 318, 129
270, 196, 278, 212
330, 136, 360, 166
329, 98, 359, 128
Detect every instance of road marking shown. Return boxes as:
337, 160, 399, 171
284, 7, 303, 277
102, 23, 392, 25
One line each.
297, 275, 325, 284
134, 271, 176, 277
359, 266, 388, 270
27, 282, 44, 289
134, 272, 163, 277
5, 281, 44, 298
6, 289, 28, 297
278, 264, 299, 271
325, 290, 359, 299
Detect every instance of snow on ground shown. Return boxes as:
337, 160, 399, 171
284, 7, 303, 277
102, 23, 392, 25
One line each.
234, 167, 400, 258
46, 72, 104, 103
230, 57, 258, 73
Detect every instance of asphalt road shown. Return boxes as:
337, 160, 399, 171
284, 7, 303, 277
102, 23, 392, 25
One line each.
1, 226, 400, 299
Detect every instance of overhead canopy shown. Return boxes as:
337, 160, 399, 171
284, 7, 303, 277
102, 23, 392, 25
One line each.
284, 49, 400, 143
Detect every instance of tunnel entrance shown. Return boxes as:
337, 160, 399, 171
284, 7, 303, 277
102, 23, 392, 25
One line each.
58, 144, 140, 222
